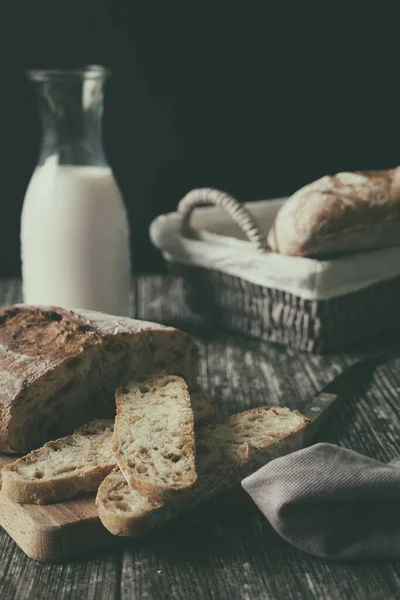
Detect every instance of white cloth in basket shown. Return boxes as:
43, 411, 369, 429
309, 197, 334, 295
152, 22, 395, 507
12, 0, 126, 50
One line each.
150, 198, 400, 301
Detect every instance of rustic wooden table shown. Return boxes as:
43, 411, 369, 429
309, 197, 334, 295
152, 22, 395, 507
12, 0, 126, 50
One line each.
1, 276, 400, 600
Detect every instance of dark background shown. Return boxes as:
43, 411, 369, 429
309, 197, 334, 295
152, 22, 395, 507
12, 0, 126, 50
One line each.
0, 1, 398, 277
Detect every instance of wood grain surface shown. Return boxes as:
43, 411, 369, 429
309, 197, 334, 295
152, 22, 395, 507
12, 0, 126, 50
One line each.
1, 277, 400, 599
0, 458, 257, 563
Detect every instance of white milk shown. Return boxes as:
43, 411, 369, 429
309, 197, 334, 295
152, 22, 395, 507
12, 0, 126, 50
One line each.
21, 156, 131, 315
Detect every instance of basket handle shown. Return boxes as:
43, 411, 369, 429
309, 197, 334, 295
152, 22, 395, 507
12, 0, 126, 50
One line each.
177, 187, 269, 252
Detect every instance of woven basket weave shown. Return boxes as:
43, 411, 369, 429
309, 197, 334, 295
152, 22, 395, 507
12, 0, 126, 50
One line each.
152, 188, 400, 353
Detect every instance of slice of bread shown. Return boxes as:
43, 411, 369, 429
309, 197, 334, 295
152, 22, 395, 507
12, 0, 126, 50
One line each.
96, 406, 310, 536
1, 388, 218, 505
1, 420, 114, 504
113, 374, 197, 499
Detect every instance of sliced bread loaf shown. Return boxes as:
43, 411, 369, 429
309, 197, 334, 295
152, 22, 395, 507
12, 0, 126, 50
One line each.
0, 306, 199, 453
97, 406, 310, 536
1, 388, 218, 505
113, 374, 197, 499
1, 420, 114, 504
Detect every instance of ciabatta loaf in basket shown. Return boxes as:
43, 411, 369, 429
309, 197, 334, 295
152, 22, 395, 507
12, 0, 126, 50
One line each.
150, 172, 400, 351
268, 168, 400, 257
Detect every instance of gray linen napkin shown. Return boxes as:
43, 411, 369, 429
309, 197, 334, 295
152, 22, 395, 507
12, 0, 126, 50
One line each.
242, 443, 400, 560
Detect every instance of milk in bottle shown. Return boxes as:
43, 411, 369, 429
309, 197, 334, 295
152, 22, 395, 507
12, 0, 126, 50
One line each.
21, 66, 131, 315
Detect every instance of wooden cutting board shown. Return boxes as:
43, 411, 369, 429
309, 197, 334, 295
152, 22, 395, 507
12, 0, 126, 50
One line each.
0, 454, 258, 563
0, 454, 126, 562
0, 391, 339, 563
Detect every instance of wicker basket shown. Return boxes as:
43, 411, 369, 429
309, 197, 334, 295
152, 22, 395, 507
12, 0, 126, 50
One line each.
150, 188, 400, 353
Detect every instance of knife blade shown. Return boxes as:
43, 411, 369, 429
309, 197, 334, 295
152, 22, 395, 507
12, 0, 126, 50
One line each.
300, 355, 387, 443
301, 391, 340, 442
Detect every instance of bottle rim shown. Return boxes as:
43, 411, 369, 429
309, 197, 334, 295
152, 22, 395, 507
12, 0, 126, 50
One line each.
27, 65, 111, 81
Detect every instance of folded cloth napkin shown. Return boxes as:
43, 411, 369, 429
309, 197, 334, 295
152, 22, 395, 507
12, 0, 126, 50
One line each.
242, 443, 400, 561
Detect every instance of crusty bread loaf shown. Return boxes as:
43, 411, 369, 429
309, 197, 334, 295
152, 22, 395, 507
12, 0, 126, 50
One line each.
113, 374, 196, 499
96, 406, 310, 536
267, 168, 400, 257
0, 306, 199, 453
1, 389, 218, 504
1, 420, 114, 504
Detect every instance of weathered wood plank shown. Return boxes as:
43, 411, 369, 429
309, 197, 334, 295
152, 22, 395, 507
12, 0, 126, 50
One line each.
1, 277, 400, 599
0, 279, 125, 599
121, 515, 400, 600
118, 276, 400, 600
0, 527, 120, 600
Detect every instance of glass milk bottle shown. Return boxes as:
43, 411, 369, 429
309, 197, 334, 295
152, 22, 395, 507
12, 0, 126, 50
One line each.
21, 65, 131, 316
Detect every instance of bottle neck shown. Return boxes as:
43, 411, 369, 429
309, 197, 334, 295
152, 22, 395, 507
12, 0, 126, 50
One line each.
32, 74, 108, 167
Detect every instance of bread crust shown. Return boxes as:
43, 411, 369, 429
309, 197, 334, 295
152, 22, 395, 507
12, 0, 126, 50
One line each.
1, 419, 115, 504
97, 406, 310, 536
1, 389, 218, 505
113, 374, 196, 500
268, 168, 400, 257
0, 306, 199, 452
